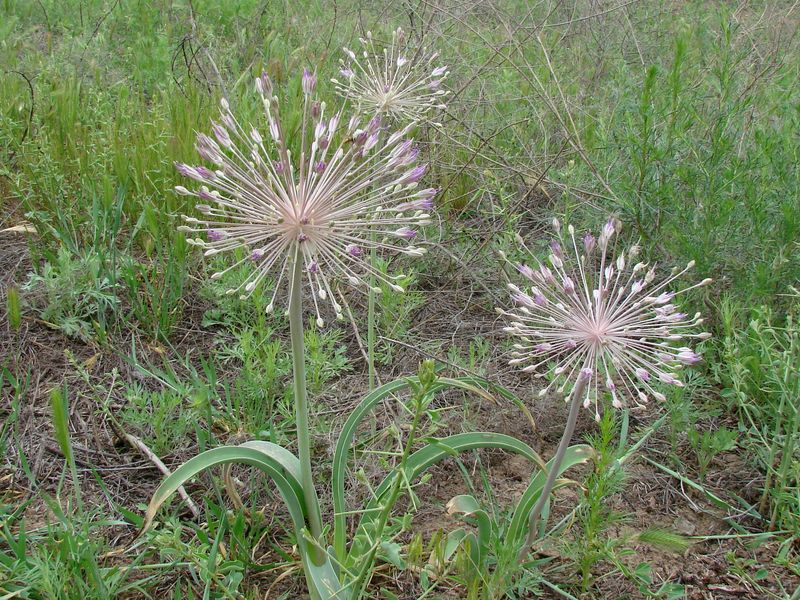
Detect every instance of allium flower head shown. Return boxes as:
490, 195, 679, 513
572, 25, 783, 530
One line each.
500, 218, 712, 420
176, 71, 435, 326
332, 28, 449, 123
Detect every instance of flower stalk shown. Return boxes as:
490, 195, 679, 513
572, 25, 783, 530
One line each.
518, 369, 590, 561
288, 246, 325, 564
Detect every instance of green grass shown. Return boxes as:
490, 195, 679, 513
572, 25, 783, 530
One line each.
1, 0, 799, 597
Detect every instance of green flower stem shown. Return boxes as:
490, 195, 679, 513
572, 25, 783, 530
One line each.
288, 249, 325, 564
518, 374, 589, 561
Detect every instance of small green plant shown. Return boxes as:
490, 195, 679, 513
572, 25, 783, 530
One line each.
687, 426, 737, 479
304, 318, 351, 394
121, 384, 200, 456
573, 410, 627, 591
23, 248, 120, 341
446, 336, 492, 377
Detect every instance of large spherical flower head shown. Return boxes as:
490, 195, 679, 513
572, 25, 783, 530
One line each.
331, 28, 449, 123
499, 218, 712, 420
175, 71, 436, 326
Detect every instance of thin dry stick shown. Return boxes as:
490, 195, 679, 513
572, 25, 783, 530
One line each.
106, 414, 201, 518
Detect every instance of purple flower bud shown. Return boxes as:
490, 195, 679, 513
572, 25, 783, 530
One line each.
258, 72, 273, 96
677, 350, 701, 365
397, 56, 408, 68
354, 130, 368, 146
550, 239, 563, 258
517, 264, 535, 280
635, 368, 650, 381
659, 373, 681, 386
208, 229, 226, 242
395, 227, 417, 239
195, 166, 215, 181
298, 233, 309, 242
431, 66, 448, 77
274, 160, 285, 174
583, 232, 595, 253
364, 133, 379, 151
308, 261, 319, 274
302, 68, 317, 95
346, 244, 364, 258
251, 249, 265, 262
666, 312, 688, 322
368, 115, 382, 134
652, 292, 675, 305
311, 101, 321, 119
314, 161, 326, 174
429, 79, 442, 89
539, 265, 555, 284
174, 162, 192, 177
212, 123, 231, 148
563, 276, 575, 295
197, 189, 215, 201
534, 343, 553, 353
340, 68, 354, 78
513, 292, 536, 308
564, 339, 577, 349
318, 136, 329, 150
402, 164, 427, 184
579, 368, 593, 381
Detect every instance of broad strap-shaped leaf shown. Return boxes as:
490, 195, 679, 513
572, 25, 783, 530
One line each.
351, 431, 544, 567
507, 444, 595, 544
137, 442, 346, 600
332, 375, 539, 560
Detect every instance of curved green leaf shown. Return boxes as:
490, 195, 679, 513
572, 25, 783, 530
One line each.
507, 444, 595, 544
351, 432, 543, 566
446, 494, 490, 569
137, 443, 345, 600
332, 375, 538, 560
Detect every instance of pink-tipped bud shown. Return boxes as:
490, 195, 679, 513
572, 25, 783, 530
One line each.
517, 264, 535, 280
395, 227, 417, 239
563, 276, 575, 295
346, 244, 364, 258
302, 68, 317, 95
583, 232, 595, 253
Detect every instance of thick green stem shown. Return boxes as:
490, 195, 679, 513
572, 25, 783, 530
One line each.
288, 250, 325, 564
518, 374, 589, 561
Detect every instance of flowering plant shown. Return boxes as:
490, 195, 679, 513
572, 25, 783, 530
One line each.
500, 217, 711, 556
332, 28, 449, 123
139, 71, 566, 599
